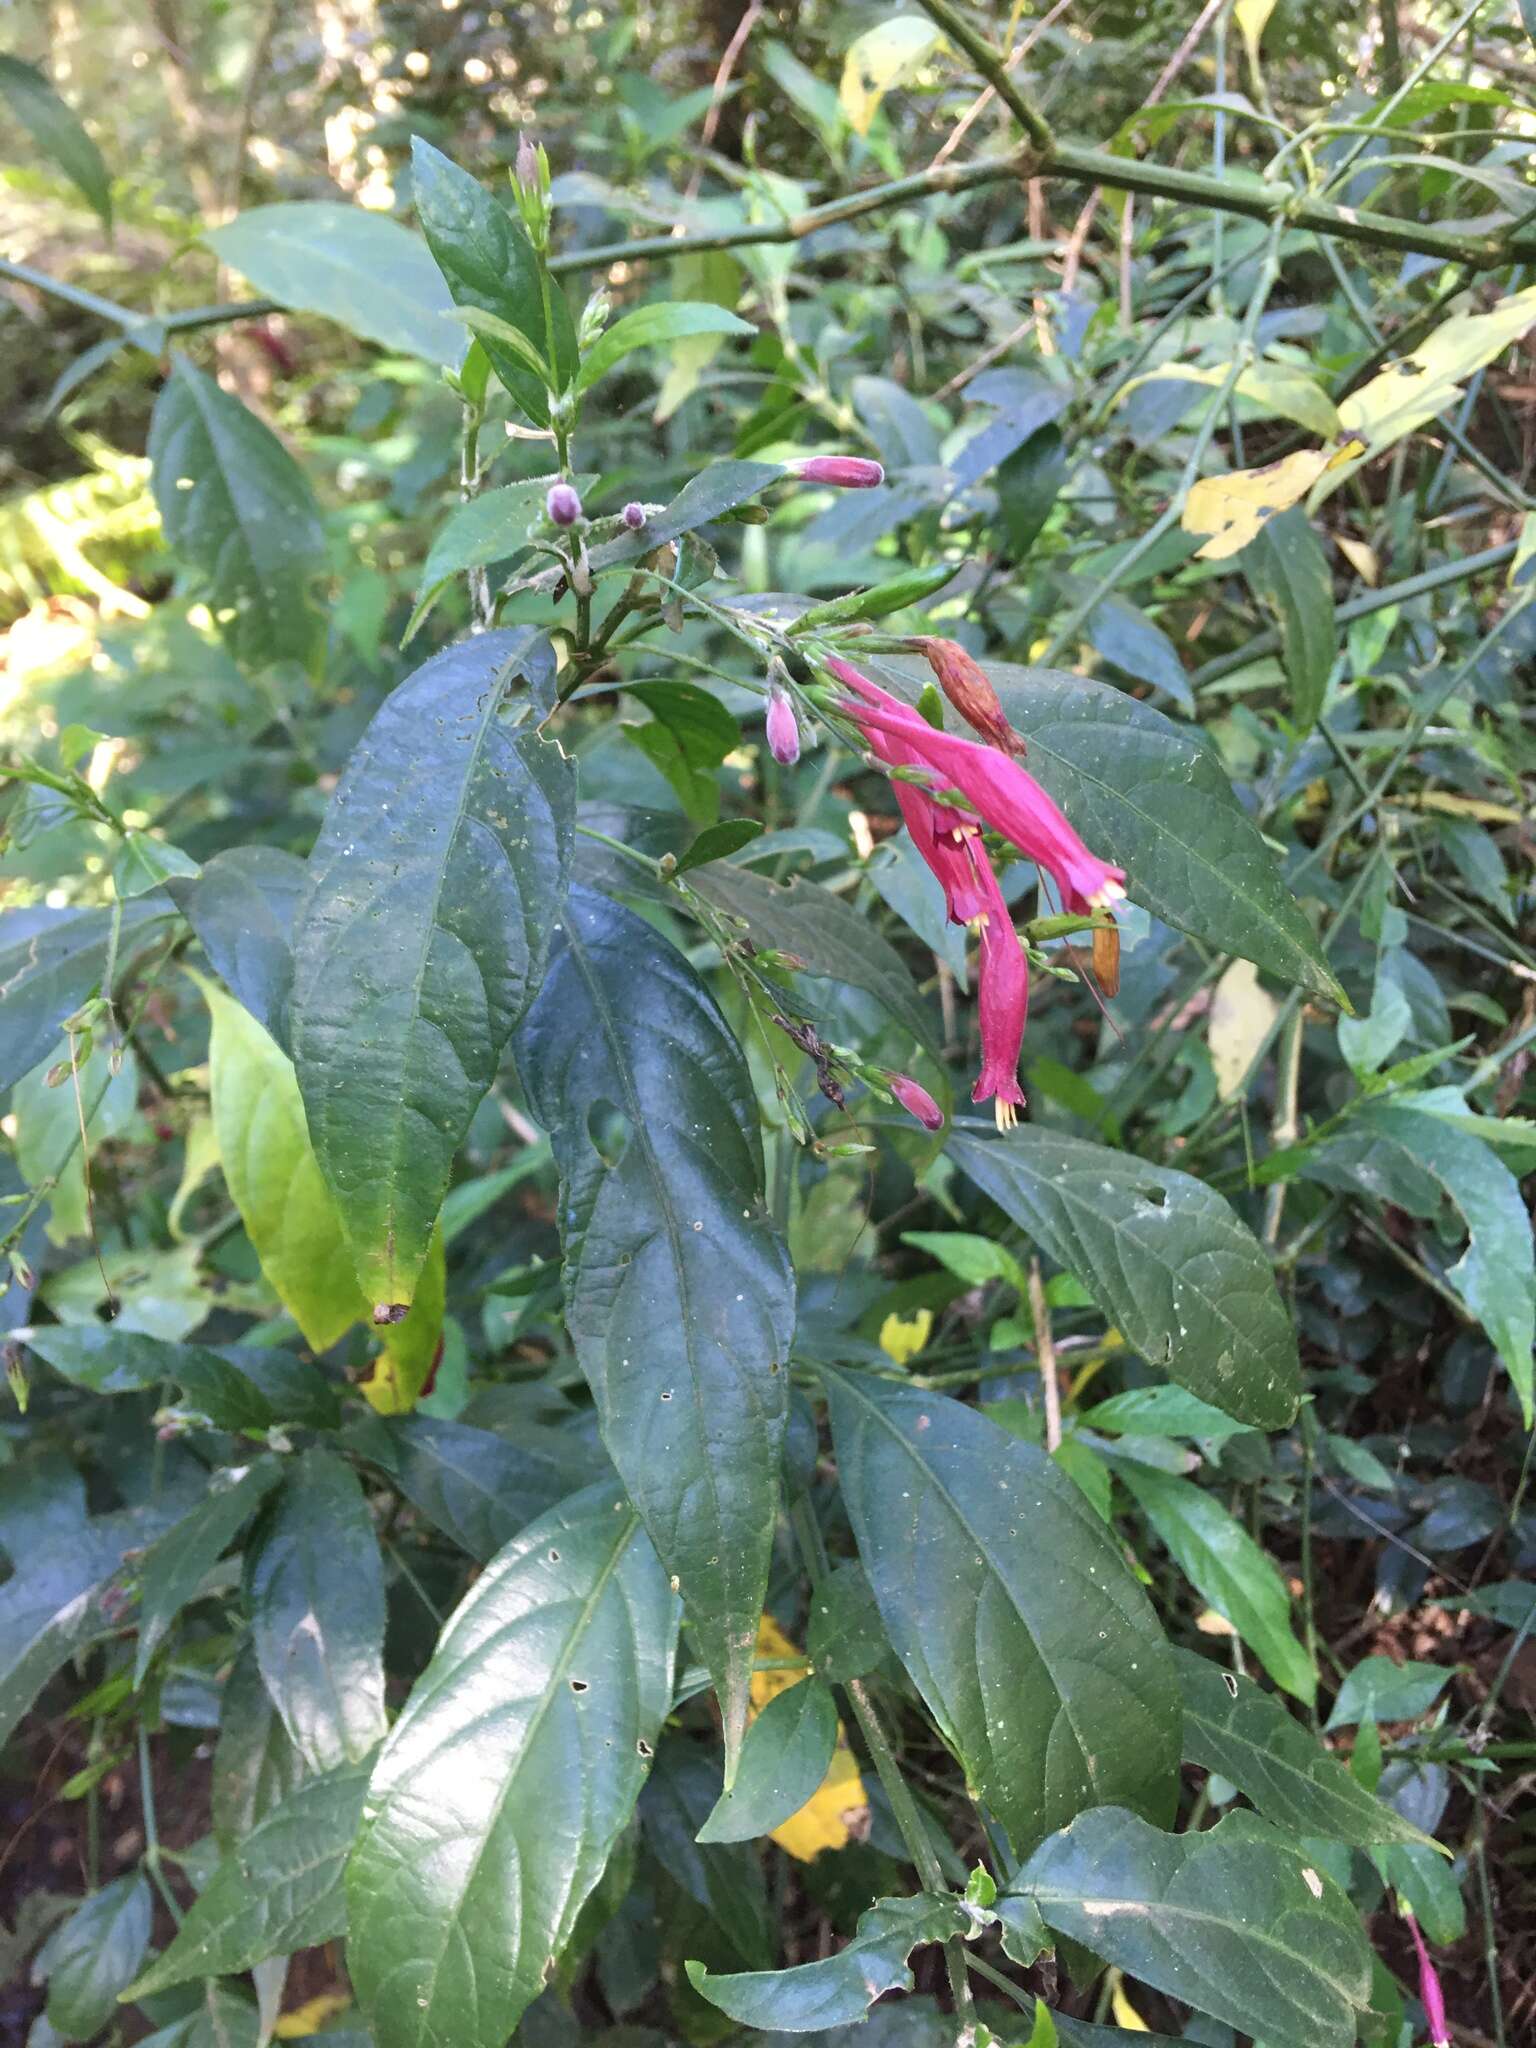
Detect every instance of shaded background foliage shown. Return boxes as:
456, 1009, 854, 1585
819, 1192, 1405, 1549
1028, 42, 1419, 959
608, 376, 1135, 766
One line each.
1, 2, 1534, 2047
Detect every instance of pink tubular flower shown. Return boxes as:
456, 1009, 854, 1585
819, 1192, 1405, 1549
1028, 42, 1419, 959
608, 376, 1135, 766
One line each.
1406, 1914, 1450, 2048
828, 659, 1127, 917
787, 455, 885, 489
887, 1072, 944, 1131
765, 687, 800, 766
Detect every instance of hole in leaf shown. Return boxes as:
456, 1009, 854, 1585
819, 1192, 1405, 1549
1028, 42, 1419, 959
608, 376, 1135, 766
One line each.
569, 1677, 589, 1694
548, 1548, 561, 1563
587, 1097, 632, 1168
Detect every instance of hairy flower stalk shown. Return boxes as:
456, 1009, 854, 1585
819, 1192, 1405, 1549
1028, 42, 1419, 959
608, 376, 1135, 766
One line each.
826, 657, 1125, 1125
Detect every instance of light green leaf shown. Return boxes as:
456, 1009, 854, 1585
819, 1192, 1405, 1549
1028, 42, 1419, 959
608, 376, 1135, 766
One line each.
840, 17, 943, 135
1325, 1656, 1451, 1730
950, 1129, 1300, 1428
289, 629, 575, 1311
1077, 1385, 1255, 1442
205, 203, 463, 365
822, 1368, 1180, 1853
246, 1449, 387, 1773
1112, 1461, 1315, 1704
1016, 1807, 1373, 2048
688, 1893, 964, 2029
0, 899, 176, 1094
1120, 361, 1339, 438
148, 358, 325, 670
900, 1229, 1028, 1294
578, 302, 753, 392
515, 888, 794, 1775
406, 477, 591, 643
346, 1483, 678, 2048
35, 1877, 151, 2039
0, 54, 112, 226
1176, 1650, 1439, 1847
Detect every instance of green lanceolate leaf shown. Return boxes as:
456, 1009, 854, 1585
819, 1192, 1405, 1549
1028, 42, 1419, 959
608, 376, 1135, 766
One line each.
577, 302, 754, 391
1112, 1463, 1315, 1704
134, 1459, 283, 1684
950, 1129, 1299, 1429
822, 1369, 1181, 1852
212, 1645, 306, 1848
21, 1323, 338, 1430
0, 898, 178, 1094
697, 1678, 839, 1844
168, 846, 305, 1048
126, 1763, 369, 1997
1243, 506, 1335, 731
1175, 1650, 1438, 1848
410, 137, 576, 422
686, 1893, 966, 2031
690, 863, 945, 1080
0, 54, 113, 226
148, 357, 326, 670
35, 1876, 151, 2039
515, 888, 794, 1775
584, 460, 784, 576
289, 629, 575, 1310
867, 655, 1342, 1003
246, 1449, 387, 1772
345, 1410, 596, 1561
345, 1482, 678, 2048
407, 477, 590, 641
1015, 1808, 1373, 2048
206, 203, 463, 365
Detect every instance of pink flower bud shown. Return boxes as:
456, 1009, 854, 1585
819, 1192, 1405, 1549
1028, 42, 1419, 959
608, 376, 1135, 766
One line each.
546, 481, 582, 527
765, 687, 800, 766
515, 131, 539, 191
887, 1072, 944, 1131
622, 501, 646, 530
1407, 1914, 1450, 2048
787, 455, 885, 489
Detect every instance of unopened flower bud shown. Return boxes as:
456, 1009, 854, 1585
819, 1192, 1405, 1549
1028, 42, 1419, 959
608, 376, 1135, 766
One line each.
887, 1071, 945, 1131
1092, 919, 1121, 998
546, 481, 583, 527
786, 455, 885, 489
1407, 1914, 1450, 2048
622, 501, 646, 530
515, 131, 539, 191
920, 638, 1025, 756
765, 687, 800, 766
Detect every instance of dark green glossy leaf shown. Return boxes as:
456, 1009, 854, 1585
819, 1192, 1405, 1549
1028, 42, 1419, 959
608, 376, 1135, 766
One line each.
624, 681, 739, 826
1087, 595, 1192, 712
1244, 507, 1335, 732
515, 888, 793, 1771
578, 303, 754, 391
0, 899, 178, 1093
346, 1483, 678, 2048
690, 864, 944, 1077
686, 1894, 964, 2031
0, 1503, 175, 1748
585, 461, 783, 577
206, 203, 463, 365
289, 629, 575, 1310
126, 1763, 369, 1997
34, 1876, 151, 2039
346, 1410, 596, 1561
641, 1738, 772, 1968
21, 1325, 338, 1430
135, 1983, 259, 2048
212, 1644, 305, 1848
406, 478, 581, 641
246, 1449, 387, 1772
134, 1459, 283, 1684
697, 1679, 838, 1844
805, 1560, 887, 1684
866, 654, 1342, 1002
996, 422, 1066, 563
949, 1129, 1299, 1428
822, 1369, 1180, 1853
1325, 1655, 1451, 1730
167, 845, 305, 1048
1112, 1463, 1315, 1705
410, 138, 575, 422
148, 358, 325, 669
1175, 1650, 1436, 1847
1016, 1808, 1373, 2048
0, 54, 112, 225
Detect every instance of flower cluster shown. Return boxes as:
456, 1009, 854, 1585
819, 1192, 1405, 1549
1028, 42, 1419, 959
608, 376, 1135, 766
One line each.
825, 657, 1125, 1128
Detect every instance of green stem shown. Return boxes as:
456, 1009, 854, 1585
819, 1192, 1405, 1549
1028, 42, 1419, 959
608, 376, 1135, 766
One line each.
915, 0, 1054, 153
138, 1725, 184, 1927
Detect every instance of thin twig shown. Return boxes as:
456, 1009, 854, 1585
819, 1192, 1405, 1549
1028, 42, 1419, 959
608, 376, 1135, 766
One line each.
1027, 1256, 1062, 1453
680, 1, 764, 210
929, 0, 1074, 168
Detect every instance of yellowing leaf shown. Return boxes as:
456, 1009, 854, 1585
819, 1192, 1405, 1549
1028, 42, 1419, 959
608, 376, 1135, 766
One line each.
1392, 791, 1525, 824
1235, 0, 1279, 64
878, 1307, 932, 1365
1208, 958, 1279, 1101
198, 973, 366, 1351
167, 1113, 220, 1240
749, 1615, 869, 1862
840, 16, 942, 136
1119, 361, 1339, 439
359, 1227, 446, 1414
1109, 1972, 1152, 2031
1510, 508, 1536, 589
1183, 443, 1363, 560
1335, 535, 1378, 585
1339, 284, 1536, 455
274, 1993, 352, 2039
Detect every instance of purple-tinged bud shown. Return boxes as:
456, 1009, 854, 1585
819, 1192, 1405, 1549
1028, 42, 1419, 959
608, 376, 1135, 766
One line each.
787, 455, 885, 489
622, 501, 646, 530
887, 1071, 944, 1131
515, 131, 539, 191
546, 481, 583, 527
765, 687, 800, 766
1407, 1914, 1450, 2048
